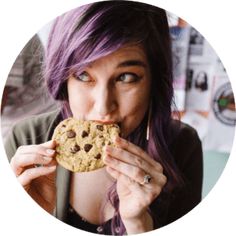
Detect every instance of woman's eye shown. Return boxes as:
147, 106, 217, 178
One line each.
118, 73, 140, 83
75, 72, 91, 82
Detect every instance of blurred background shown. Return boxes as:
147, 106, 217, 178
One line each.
1, 12, 235, 199
168, 14, 235, 197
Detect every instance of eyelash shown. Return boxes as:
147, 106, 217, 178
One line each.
117, 73, 141, 83
75, 72, 91, 82
75, 72, 141, 84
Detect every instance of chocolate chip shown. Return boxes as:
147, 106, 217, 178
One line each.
99, 135, 104, 138
96, 125, 104, 131
81, 130, 89, 138
84, 144, 93, 152
70, 144, 81, 154
94, 153, 101, 159
67, 130, 76, 138
62, 124, 66, 127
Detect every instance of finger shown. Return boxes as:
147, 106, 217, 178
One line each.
107, 166, 163, 206
104, 154, 167, 187
40, 140, 57, 149
105, 145, 161, 175
10, 153, 54, 176
38, 140, 57, 157
16, 144, 56, 157
155, 172, 167, 188
105, 158, 165, 205
104, 154, 147, 185
45, 158, 58, 167
18, 165, 57, 186
13, 153, 53, 167
11, 140, 56, 170
106, 166, 120, 180
114, 137, 163, 171
106, 166, 137, 187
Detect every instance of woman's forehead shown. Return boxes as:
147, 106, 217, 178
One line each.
87, 44, 148, 67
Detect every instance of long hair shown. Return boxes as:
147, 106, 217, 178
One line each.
44, 1, 184, 234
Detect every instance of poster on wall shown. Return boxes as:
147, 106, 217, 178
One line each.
185, 62, 215, 111
170, 25, 191, 111
203, 59, 236, 152
185, 28, 219, 111
188, 27, 218, 63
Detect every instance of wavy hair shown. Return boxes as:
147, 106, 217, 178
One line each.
44, 1, 183, 234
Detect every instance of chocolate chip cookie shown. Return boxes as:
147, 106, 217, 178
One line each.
52, 118, 120, 172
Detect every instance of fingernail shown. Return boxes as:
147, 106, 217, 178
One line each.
115, 136, 121, 142
46, 149, 55, 155
105, 146, 112, 152
115, 137, 122, 146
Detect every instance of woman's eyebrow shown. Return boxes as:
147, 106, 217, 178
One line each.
117, 60, 147, 68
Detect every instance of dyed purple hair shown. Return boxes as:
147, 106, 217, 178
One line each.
44, 1, 184, 234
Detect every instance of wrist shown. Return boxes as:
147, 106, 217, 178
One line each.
122, 211, 153, 234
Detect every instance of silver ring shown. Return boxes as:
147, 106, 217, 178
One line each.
141, 174, 152, 185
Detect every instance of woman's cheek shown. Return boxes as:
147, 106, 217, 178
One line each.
69, 93, 91, 119
122, 103, 148, 137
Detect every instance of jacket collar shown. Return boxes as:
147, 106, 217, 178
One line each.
54, 166, 71, 221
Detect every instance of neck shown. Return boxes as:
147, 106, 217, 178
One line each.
69, 167, 116, 224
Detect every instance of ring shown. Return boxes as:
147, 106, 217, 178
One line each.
141, 174, 152, 185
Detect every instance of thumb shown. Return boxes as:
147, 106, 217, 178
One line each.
40, 140, 57, 149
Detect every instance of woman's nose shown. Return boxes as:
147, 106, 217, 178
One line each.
94, 86, 117, 117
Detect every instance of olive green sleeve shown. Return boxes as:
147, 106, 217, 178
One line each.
4, 125, 20, 161
3, 110, 61, 162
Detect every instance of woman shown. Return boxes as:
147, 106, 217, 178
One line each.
5, 1, 203, 235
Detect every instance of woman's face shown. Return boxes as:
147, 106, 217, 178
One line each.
67, 45, 151, 137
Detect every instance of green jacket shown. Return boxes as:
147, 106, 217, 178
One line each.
5, 110, 70, 221
4, 110, 203, 227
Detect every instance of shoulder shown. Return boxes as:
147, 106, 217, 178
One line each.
168, 119, 203, 169
169, 119, 201, 145
14, 109, 60, 128
5, 110, 62, 159
12, 109, 61, 137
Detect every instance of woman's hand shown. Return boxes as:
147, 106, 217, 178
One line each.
10, 140, 57, 214
104, 137, 167, 233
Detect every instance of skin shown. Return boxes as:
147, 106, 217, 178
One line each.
68, 45, 167, 233
10, 45, 167, 234
68, 44, 151, 138
10, 140, 57, 213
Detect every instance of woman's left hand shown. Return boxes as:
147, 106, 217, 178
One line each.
104, 137, 167, 224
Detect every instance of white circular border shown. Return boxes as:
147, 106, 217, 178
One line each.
0, 1, 235, 236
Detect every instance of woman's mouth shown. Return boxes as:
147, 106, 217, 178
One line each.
91, 119, 121, 126
92, 120, 118, 124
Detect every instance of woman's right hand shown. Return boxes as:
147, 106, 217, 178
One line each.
10, 140, 57, 214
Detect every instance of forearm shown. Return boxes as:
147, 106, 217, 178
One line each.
122, 211, 154, 235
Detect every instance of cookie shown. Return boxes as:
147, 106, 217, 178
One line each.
52, 118, 120, 172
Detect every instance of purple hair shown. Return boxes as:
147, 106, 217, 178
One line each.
44, 1, 184, 234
